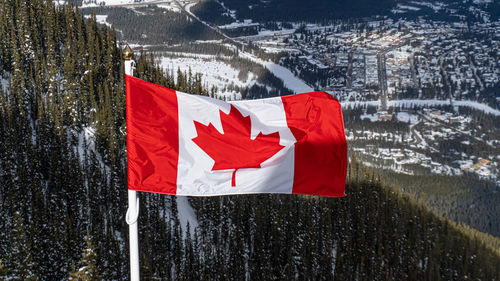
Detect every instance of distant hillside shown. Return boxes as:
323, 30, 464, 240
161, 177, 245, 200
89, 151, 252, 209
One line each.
193, 0, 498, 25
195, 0, 398, 23
81, 6, 223, 44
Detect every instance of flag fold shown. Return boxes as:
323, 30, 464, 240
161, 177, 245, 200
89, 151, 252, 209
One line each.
126, 75, 347, 197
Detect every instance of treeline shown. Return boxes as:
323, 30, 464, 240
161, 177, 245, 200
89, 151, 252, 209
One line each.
280, 54, 336, 89
198, 0, 397, 23
82, 6, 222, 44
224, 56, 293, 97
157, 51, 294, 99
149, 42, 238, 57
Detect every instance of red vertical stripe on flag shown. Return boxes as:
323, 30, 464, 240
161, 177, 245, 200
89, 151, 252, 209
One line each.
126, 75, 179, 194
282, 92, 347, 197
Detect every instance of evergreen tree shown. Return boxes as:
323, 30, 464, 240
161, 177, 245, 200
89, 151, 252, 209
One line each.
4, 212, 38, 280
69, 232, 101, 281
68, 232, 101, 281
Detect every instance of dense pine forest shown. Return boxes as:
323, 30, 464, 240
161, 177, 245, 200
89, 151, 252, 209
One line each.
1, 0, 500, 280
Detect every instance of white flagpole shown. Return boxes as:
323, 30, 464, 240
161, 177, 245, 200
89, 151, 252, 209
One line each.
124, 44, 140, 281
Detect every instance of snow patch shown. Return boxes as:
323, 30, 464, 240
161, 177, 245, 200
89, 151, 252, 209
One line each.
159, 55, 257, 100
157, 3, 181, 12
472, 0, 492, 3
219, 20, 259, 30
0, 75, 8, 91
176, 196, 198, 238
239, 52, 313, 94
84, 15, 112, 28
397, 4, 421, 11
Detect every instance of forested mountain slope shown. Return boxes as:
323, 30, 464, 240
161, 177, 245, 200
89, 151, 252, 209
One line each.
194, 0, 498, 24
195, 0, 398, 23
0, 0, 499, 280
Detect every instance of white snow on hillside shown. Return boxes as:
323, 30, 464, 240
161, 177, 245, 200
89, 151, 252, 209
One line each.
81, 0, 164, 8
410, 1, 445, 12
219, 20, 259, 30
0, 75, 8, 91
159, 55, 258, 100
77, 126, 97, 162
256, 28, 296, 37
176, 196, 198, 238
156, 3, 181, 12
75, 126, 107, 173
53, 0, 67, 6
397, 4, 421, 11
84, 15, 112, 27
239, 52, 314, 94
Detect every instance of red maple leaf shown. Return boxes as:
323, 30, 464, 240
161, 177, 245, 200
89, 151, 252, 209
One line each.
192, 105, 285, 187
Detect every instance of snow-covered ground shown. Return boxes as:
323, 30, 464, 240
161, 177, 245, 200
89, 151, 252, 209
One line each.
239, 52, 314, 94
156, 3, 181, 12
81, 0, 159, 8
256, 28, 296, 37
53, 0, 67, 6
75, 126, 107, 175
176, 196, 198, 238
0, 75, 8, 91
159, 55, 258, 100
219, 20, 259, 30
77, 126, 97, 163
83, 15, 112, 27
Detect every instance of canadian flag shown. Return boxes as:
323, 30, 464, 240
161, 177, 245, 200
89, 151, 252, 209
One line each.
126, 75, 347, 197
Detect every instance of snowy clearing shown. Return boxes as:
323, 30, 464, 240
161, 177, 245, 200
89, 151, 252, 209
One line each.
176, 196, 198, 238
239, 52, 314, 94
159, 55, 257, 100
84, 15, 112, 28
156, 3, 181, 12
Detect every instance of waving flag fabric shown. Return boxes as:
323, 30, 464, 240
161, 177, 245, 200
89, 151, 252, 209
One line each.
126, 75, 347, 197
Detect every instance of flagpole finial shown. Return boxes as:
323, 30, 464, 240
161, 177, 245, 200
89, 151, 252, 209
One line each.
123, 44, 134, 61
